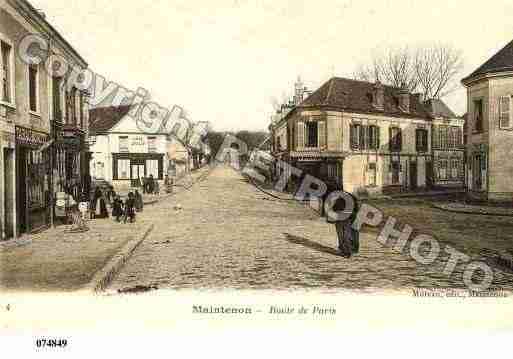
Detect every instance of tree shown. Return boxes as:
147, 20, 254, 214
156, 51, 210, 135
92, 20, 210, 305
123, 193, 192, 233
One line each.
354, 44, 464, 99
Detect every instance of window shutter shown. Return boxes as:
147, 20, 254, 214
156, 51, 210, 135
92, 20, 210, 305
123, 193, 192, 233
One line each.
398, 128, 402, 151
388, 127, 393, 151
359, 125, 366, 149
376, 127, 380, 149
297, 121, 305, 149
350, 125, 357, 150
499, 96, 511, 129
318, 121, 326, 149
112, 158, 118, 180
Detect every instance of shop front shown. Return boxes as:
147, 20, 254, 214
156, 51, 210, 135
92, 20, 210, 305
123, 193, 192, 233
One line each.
14, 126, 52, 235
112, 152, 164, 189
52, 123, 89, 204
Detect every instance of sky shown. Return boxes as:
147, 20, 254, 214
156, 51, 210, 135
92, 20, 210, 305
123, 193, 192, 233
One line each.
30, 0, 513, 132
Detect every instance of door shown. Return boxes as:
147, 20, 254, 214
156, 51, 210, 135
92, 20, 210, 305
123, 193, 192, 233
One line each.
409, 161, 418, 190
473, 155, 482, 191
16, 148, 27, 235
3, 149, 14, 239
426, 161, 434, 188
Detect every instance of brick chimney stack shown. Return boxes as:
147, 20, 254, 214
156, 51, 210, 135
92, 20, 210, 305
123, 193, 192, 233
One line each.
398, 88, 410, 112
373, 81, 384, 110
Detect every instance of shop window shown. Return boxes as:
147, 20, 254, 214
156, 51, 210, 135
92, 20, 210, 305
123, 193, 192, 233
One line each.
117, 159, 130, 179
146, 159, 159, 178
451, 159, 459, 179
439, 159, 448, 180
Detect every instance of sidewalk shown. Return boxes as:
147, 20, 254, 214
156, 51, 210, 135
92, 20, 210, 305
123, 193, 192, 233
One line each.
433, 202, 513, 217
0, 165, 213, 293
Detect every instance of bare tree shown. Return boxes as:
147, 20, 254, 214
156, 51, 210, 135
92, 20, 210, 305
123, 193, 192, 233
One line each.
354, 44, 464, 99
414, 44, 464, 99
354, 47, 418, 92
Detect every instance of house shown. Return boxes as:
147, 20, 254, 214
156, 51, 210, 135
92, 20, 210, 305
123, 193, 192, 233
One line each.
424, 99, 465, 188
462, 39, 513, 202
89, 105, 169, 191
0, 0, 89, 240
270, 77, 463, 196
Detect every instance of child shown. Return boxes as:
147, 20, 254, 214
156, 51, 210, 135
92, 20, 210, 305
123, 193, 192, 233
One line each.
124, 192, 136, 223
112, 195, 124, 222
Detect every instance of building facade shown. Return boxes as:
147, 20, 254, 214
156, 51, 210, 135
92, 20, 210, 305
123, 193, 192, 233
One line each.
425, 99, 465, 188
89, 105, 168, 191
270, 77, 463, 197
0, 0, 88, 240
462, 39, 513, 202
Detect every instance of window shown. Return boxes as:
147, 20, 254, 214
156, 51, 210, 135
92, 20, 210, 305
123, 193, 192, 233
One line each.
499, 96, 511, 129
439, 159, 448, 180
451, 159, 459, 179
306, 121, 318, 148
473, 99, 483, 133
1, 40, 12, 103
368, 125, 380, 150
117, 159, 130, 179
146, 159, 159, 178
119, 136, 129, 152
390, 161, 400, 184
148, 136, 157, 153
439, 126, 448, 149
389, 127, 402, 152
28, 65, 38, 112
52, 77, 62, 120
79, 92, 85, 128
366, 163, 377, 186
350, 124, 361, 150
416, 129, 428, 152
276, 136, 281, 151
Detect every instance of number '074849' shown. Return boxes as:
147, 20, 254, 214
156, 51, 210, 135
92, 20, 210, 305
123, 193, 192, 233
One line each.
35, 339, 68, 348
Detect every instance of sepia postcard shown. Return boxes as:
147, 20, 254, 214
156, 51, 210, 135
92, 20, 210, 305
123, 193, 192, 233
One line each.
0, 0, 512, 356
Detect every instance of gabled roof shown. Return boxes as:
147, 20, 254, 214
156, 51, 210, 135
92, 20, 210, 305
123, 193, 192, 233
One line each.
423, 99, 457, 119
89, 105, 132, 134
297, 77, 431, 119
464, 39, 513, 82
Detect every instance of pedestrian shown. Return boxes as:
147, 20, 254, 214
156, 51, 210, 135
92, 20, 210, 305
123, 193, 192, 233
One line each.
112, 195, 124, 222
124, 192, 136, 223
325, 188, 360, 258
134, 189, 144, 212
91, 187, 109, 219
153, 178, 160, 195
147, 174, 155, 195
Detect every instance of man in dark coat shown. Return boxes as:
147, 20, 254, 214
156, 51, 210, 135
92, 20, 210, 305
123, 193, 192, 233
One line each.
324, 188, 360, 258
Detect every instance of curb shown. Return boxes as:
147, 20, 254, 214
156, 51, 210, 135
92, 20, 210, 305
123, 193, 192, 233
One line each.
86, 223, 155, 293
432, 204, 513, 217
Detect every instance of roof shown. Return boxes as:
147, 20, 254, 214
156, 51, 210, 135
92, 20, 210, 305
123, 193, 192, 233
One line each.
89, 105, 132, 134
464, 39, 513, 81
423, 99, 457, 119
13, 0, 88, 67
297, 77, 432, 119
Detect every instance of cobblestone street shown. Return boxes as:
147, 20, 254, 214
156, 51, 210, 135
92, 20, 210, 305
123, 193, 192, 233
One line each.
110, 166, 513, 292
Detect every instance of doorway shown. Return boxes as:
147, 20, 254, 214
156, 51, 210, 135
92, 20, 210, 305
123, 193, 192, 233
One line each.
3, 148, 15, 239
16, 148, 27, 235
409, 161, 418, 190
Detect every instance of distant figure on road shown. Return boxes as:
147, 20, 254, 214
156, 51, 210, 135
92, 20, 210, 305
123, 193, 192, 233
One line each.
325, 189, 360, 258
134, 190, 144, 212
147, 174, 155, 195
112, 195, 124, 222
124, 192, 136, 223
91, 187, 109, 219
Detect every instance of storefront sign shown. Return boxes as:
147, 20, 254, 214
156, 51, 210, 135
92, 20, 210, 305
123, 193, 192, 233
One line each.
15, 126, 50, 147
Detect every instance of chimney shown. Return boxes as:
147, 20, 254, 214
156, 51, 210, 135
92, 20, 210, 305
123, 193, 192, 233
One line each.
37, 10, 46, 19
398, 88, 410, 112
372, 81, 384, 110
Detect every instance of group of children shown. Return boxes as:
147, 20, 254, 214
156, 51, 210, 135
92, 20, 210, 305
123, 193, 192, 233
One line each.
111, 190, 144, 223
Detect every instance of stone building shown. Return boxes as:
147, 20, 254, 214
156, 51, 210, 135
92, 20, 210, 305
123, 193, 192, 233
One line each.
462, 39, 513, 202
424, 99, 465, 188
0, 0, 89, 240
270, 77, 462, 196
89, 105, 169, 191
